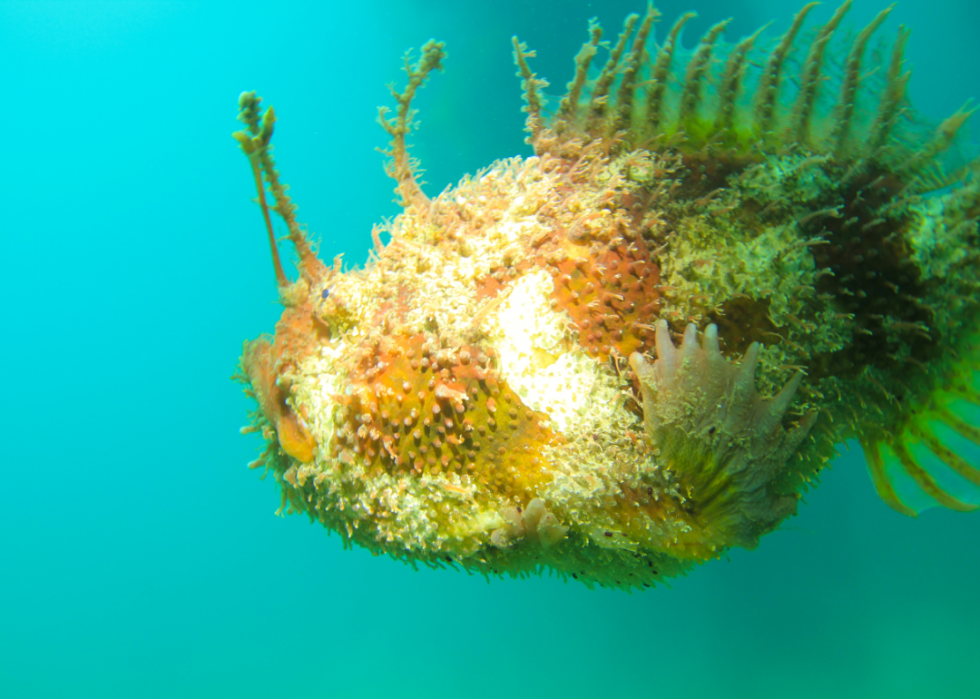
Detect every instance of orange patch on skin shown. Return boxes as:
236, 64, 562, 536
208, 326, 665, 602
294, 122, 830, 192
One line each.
277, 411, 316, 463
242, 337, 280, 424
241, 287, 323, 464
475, 273, 506, 300
551, 240, 661, 362
332, 334, 559, 498
275, 296, 327, 369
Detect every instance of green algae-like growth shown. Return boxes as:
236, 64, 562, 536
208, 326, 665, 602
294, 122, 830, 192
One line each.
234, 2, 980, 590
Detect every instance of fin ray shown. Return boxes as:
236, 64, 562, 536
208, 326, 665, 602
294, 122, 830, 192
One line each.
891, 439, 979, 512
861, 438, 917, 517
912, 423, 980, 488
939, 408, 980, 450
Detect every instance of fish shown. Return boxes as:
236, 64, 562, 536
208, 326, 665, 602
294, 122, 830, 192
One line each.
233, 2, 980, 589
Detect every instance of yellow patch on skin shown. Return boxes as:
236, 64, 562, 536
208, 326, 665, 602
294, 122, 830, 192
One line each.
277, 411, 316, 463
529, 347, 560, 372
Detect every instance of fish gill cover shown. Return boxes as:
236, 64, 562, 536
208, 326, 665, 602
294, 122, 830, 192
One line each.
232, 1, 980, 590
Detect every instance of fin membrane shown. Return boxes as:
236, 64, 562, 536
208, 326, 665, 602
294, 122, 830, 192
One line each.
862, 360, 980, 516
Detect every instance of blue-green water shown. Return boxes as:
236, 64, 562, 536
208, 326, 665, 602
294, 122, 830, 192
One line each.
2, 1, 979, 697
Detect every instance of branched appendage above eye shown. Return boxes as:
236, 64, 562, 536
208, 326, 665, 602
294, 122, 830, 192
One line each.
629, 321, 817, 551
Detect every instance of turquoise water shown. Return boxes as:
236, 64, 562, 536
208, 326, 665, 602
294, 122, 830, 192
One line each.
2, 1, 979, 697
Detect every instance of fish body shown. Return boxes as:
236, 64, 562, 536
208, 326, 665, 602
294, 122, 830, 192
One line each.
236, 3, 980, 589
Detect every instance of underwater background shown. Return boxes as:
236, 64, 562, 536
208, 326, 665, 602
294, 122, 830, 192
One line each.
2, 0, 979, 696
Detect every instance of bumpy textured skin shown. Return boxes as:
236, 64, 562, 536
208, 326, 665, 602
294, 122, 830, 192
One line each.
237, 3, 980, 589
